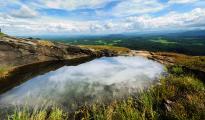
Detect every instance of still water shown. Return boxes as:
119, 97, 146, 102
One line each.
0, 56, 165, 109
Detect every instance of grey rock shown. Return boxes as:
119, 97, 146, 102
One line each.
0, 35, 116, 67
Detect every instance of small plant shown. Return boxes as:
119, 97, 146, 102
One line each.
171, 66, 183, 75
49, 107, 66, 120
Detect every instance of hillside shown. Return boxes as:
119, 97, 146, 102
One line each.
0, 34, 205, 120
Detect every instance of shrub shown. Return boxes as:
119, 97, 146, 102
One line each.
171, 66, 183, 75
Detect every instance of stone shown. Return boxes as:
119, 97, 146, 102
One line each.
0, 35, 116, 67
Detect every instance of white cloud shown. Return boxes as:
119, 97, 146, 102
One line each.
10, 5, 38, 18
90, 24, 105, 32
0, 0, 205, 35
104, 22, 115, 29
0, 14, 97, 35
110, 0, 166, 17
38, 0, 115, 10
1, 8, 205, 35
122, 8, 205, 31
168, 0, 198, 4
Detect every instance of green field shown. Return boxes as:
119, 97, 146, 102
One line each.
54, 36, 205, 56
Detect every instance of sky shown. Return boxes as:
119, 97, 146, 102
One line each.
0, 0, 205, 35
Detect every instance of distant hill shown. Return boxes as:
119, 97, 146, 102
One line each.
122, 30, 205, 37
163, 30, 205, 37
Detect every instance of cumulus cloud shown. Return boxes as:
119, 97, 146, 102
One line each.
10, 5, 38, 18
0, 0, 205, 34
122, 8, 205, 31
36, 0, 115, 10
104, 22, 115, 29
1, 7, 205, 35
111, 0, 166, 17
168, 0, 199, 4
0, 14, 93, 34
0, 57, 165, 108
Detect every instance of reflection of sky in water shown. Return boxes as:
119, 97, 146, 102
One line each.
0, 56, 165, 108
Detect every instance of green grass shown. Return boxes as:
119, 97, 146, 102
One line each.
0, 32, 5, 37
170, 66, 184, 75
193, 43, 204, 46
153, 75, 205, 119
8, 107, 66, 120
150, 39, 177, 45
6, 68, 205, 120
63, 36, 205, 56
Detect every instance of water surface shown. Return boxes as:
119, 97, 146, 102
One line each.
0, 56, 165, 109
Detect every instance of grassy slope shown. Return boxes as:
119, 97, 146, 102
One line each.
0, 32, 4, 36
154, 52, 205, 72
79, 45, 131, 55
0, 32, 6, 37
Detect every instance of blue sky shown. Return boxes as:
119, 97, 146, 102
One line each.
0, 0, 205, 35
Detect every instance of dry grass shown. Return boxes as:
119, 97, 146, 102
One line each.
155, 52, 205, 72
80, 45, 130, 54
37, 40, 55, 47
0, 65, 13, 78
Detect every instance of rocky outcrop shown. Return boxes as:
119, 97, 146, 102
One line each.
127, 50, 205, 76
0, 35, 116, 67
127, 50, 176, 65
0, 35, 118, 93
